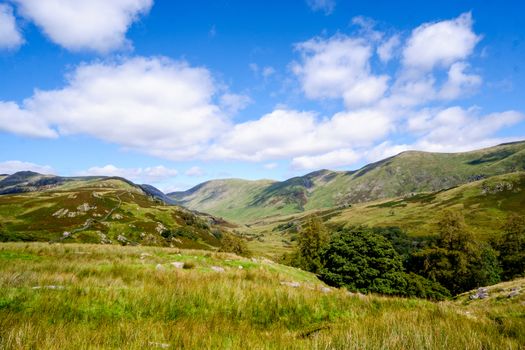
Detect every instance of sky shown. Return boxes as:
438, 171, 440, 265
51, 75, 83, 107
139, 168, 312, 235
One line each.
0, 0, 524, 192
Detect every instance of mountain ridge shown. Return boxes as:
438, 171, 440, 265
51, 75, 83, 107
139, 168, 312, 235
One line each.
169, 140, 525, 222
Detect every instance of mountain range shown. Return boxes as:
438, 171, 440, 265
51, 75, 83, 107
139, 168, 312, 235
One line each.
169, 141, 525, 222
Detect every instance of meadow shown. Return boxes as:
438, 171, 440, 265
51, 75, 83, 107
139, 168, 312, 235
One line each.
1, 242, 523, 349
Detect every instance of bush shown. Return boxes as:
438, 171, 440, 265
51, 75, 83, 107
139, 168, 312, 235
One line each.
219, 233, 252, 257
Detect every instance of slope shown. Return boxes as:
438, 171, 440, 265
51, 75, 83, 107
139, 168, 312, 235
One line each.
0, 176, 231, 249
170, 141, 525, 222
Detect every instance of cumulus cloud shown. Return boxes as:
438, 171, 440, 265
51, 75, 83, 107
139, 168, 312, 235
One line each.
185, 166, 205, 177
402, 12, 480, 71
292, 35, 389, 107
0, 101, 58, 138
439, 62, 481, 99
0, 4, 24, 50
0, 160, 54, 175
80, 164, 178, 182
407, 107, 524, 152
219, 93, 252, 115
12, 0, 152, 53
306, 0, 335, 15
0, 57, 228, 160
210, 108, 391, 162
377, 35, 400, 63
292, 149, 360, 170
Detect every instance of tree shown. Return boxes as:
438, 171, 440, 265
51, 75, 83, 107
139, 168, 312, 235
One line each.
293, 215, 329, 273
497, 214, 525, 279
411, 211, 500, 295
319, 227, 407, 295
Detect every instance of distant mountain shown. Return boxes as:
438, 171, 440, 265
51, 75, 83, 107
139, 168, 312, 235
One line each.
0, 175, 232, 248
0, 171, 175, 206
169, 141, 525, 222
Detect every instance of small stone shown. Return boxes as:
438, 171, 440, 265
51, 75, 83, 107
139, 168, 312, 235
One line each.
508, 290, 520, 298
280, 281, 300, 288
320, 287, 331, 293
171, 262, 184, 269
238, 265, 243, 269
62, 231, 71, 238
155, 264, 165, 271
148, 342, 170, 349
211, 266, 225, 273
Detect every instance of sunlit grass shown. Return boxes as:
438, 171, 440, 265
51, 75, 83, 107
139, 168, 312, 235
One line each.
0, 242, 523, 349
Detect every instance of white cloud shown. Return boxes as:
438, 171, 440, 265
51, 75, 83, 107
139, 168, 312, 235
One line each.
377, 35, 400, 63
292, 148, 360, 170
219, 93, 252, 115
210, 108, 391, 161
185, 166, 205, 177
80, 164, 177, 182
0, 160, 54, 175
292, 35, 389, 108
262, 66, 276, 78
0, 101, 58, 138
0, 57, 228, 160
407, 107, 524, 152
402, 12, 480, 71
0, 4, 23, 50
12, 0, 153, 53
306, 0, 335, 15
366, 142, 411, 163
439, 62, 481, 99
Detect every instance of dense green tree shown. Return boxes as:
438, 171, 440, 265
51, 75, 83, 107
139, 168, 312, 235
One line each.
318, 227, 449, 299
319, 227, 406, 294
411, 211, 500, 295
293, 215, 330, 273
497, 214, 525, 279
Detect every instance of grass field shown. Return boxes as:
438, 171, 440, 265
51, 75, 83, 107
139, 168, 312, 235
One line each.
1, 243, 523, 349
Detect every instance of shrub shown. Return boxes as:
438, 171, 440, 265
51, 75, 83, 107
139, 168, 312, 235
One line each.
219, 233, 252, 257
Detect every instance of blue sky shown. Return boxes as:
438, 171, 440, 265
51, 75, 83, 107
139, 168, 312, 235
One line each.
0, 0, 524, 192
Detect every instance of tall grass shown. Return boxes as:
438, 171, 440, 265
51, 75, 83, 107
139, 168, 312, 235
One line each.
0, 243, 523, 349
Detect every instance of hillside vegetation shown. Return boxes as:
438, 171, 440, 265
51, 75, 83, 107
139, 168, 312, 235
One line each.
170, 141, 525, 222
0, 243, 523, 349
0, 175, 232, 250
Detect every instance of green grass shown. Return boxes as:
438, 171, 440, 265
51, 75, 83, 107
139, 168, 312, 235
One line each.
0, 242, 524, 349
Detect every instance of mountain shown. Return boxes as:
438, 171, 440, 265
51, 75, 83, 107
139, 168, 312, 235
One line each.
264, 171, 525, 242
169, 141, 525, 222
0, 173, 232, 249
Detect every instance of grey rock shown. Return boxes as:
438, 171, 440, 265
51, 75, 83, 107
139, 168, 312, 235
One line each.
211, 266, 225, 273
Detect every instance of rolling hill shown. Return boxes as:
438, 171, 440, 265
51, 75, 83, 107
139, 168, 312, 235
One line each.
0, 173, 232, 249
169, 141, 525, 222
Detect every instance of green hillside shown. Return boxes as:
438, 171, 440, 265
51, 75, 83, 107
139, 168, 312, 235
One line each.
248, 171, 525, 259
0, 176, 232, 250
1, 242, 523, 349
170, 141, 525, 222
